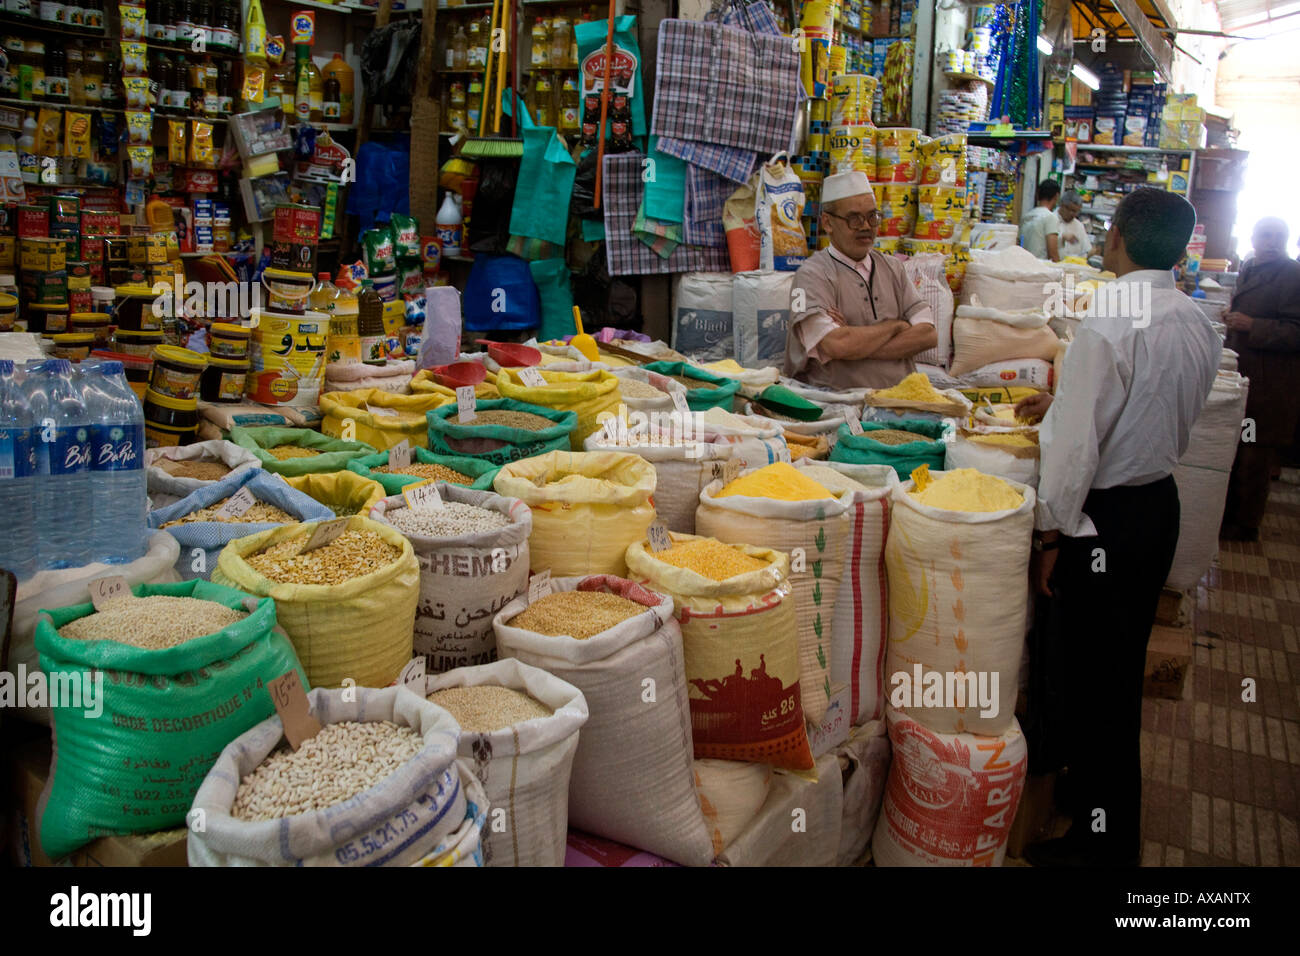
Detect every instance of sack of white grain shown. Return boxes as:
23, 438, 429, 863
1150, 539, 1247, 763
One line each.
793, 460, 898, 724
949, 304, 1062, 378
884, 469, 1034, 735
1167, 370, 1249, 590
958, 246, 1063, 311
188, 686, 482, 866
491, 451, 657, 577
944, 428, 1041, 489
213, 516, 419, 689
493, 575, 716, 866
872, 708, 1027, 867
34, 580, 302, 860
694, 406, 791, 469
370, 486, 532, 673
424, 659, 588, 867
145, 440, 263, 510
609, 367, 689, 413
695, 465, 849, 723
835, 721, 892, 866
693, 759, 772, 858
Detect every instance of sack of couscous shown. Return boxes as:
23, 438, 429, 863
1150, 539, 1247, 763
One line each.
864, 371, 972, 421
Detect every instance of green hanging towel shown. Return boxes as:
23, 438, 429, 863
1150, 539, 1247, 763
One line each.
643, 136, 686, 224
530, 258, 577, 342
505, 90, 576, 248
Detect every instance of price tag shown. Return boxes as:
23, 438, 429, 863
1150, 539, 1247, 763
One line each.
89, 575, 132, 610
527, 570, 552, 604
647, 520, 672, 553
518, 367, 546, 387
844, 409, 864, 436
722, 457, 744, 485
388, 440, 412, 470
456, 385, 477, 423
404, 481, 443, 514
268, 670, 322, 750
367, 403, 399, 418
301, 517, 349, 552
214, 486, 257, 519
399, 656, 426, 695
670, 390, 690, 415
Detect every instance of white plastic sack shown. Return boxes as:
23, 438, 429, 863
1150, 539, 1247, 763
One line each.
949, 306, 1061, 379
493, 575, 716, 867
693, 759, 772, 857
425, 659, 589, 867
673, 272, 735, 362
419, 286, 463, 370
324, 359, 416, 394
733, 270, 794, 366
188, 686, 471, 867
715, 751, 842, 867
872, 708, 1027, 867
945, 434, 1041, 489
146, 440, 263, 509
777, 377, 870, 411
884, 473, 1034, 736
836, 720, 892, 866
969, 222, 1020, 251
904, 253, 955, 369
958, 358, 1053, 390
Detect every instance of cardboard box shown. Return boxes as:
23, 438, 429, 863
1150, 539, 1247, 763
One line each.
1154, 588, 1186, 626
19, 237, 67, 272
807, 683, 852, 758
1144, 624, 1192, 699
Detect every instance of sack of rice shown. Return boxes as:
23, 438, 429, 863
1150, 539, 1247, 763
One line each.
830, 419, 951, 479
188, 685, 486, 867
625, 534, 815, 771
147, 468, 335, 581
424, 659, 588, 866
34, 580, 302, 859
228, 425, 377, 477
145, 440, 262, 510
492, 451, 656, 577
213, 516, 419, 689
793, 460, 898, 724
885, 468, 1033, 735
370, 486, 532, 672
949, 304, 1061, 378
872, 708, 1027, 867
349, 447, 502, 495
319, 388, 455, 451
493, 575, 716, 866
694, 759, 772, 858
835, 721, 892, 866
285, 470, 387, 517
494, 368, 622, 449
864, 371, 972, 421
427, 398, 577, 467
642, 361, 742, 412
695, 463, 849, 723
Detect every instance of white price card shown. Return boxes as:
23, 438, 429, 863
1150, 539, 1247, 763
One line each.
646, 520, 672, 553
89, 575, 132, 610
399, 656, 426, 694
404, 481, 443, 514
302, 517, 349, 552
388, 440, 412, 470
844, 409, 864, 436
518, 367, 546, 387
456, 385, 477, 423
528, 570, 552, 604
670, 390, 690, 415
214, 486, 257, 519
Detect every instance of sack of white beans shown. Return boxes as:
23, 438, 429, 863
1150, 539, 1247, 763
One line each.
424, 658, 589, 866
33, 580, 302, 860
188, 685, 480, 866
493, 575, 716, 867
371, 486, 533, 673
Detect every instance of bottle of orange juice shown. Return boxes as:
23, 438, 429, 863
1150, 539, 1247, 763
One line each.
322, 53, 354, 125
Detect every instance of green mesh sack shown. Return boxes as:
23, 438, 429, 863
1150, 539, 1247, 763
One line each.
426, 398, 577, 467
347, 447, 502, 494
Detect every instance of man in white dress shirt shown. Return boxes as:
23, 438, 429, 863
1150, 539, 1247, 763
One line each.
1056, 190, 1091, 259
1015, 188, 1221, 867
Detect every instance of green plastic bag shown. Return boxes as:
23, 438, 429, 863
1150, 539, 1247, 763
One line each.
531, 258, 577, 342
427, 398, 577, 467
507, 93, 576, 248
34, 579, 305, 860
643, 361, 741, 411
228, 425, 377, 476
347, 447, 502, 494
829, 419, 951, 479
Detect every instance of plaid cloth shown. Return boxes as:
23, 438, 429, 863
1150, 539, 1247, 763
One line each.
633, 199, 682, 258
651, 7, 802, 156
603, 154, 729, 276
683, 164, 731, 247
656, 137, 756, 185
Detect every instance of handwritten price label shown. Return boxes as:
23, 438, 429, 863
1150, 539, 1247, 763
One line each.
388, 440, 412, 470
456, 386, 477, 423
214, 486, 257, 519
527, 570, 552, 604
844, 409, 864, 436
89, 575, 132, 610
646, 520, 672, 553
302, 518, 349, 552
399, 656, 426, 694
670, 390, 690, 415
268, 670, 321, 750
517, 367, 546, 387
404, 481, 443, 514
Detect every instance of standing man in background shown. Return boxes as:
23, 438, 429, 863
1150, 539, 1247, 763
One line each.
1020, 180, 1062, 261
1015, 189, 1221, 867
1220, 217, 1300, 541
1056, 190, 1091, 259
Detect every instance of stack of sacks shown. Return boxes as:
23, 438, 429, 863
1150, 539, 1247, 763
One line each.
959, 245, 1062, 311
873, 466, 1032, 866
863, 371, 972, 424
196, 400, 311, 442
949, 304, 1061, 385
324, 359, 417, 394
947, 404, 1042, 489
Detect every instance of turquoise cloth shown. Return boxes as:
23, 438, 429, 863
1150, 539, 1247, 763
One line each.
643, 137, 686, 224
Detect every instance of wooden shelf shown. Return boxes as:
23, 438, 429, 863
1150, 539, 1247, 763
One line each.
0, 97, 229, 123
0, 11, 107, 39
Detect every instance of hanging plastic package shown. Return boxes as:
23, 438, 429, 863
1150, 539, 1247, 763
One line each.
463, 254, 542, 332
755, 153, 806, 272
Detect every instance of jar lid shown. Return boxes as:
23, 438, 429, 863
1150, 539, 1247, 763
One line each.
70, 311, 111, 324
115, 328, 163, 338
52, 333, 95, 344
27, 302, 70, 311
211, 321, 251, 338
144, 388, 200, 412
208, 355, 250, 369
152, 344, 210, 370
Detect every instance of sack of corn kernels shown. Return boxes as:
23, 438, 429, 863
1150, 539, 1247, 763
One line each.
34, 580, 301, 860
371, 486, 532, 673
493, 575, 716, 867
189, 686, 486, 867
213, 516, 419, 690
872, 708, 1027, 867
423, 658, 588, 867
835, 720, 892, 866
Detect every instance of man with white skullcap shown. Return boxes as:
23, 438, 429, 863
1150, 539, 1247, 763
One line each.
782, 170, 937, 389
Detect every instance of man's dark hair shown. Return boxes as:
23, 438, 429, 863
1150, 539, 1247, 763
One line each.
1110, 188, 1197, 270
1036, 180, 1061, 203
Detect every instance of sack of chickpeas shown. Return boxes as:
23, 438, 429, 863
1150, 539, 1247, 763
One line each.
424, 659, 589, 867
33, 579, 303, 860
370, 486, 533, 673
213, 516, 419, 689
188, 685, 489, 867
493, 575, 717, 867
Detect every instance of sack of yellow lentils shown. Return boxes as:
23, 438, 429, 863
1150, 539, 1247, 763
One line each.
494, 368, 622, 449
694, 463, 849, 723
319, 388, 455, 451
492, 451, 657, 577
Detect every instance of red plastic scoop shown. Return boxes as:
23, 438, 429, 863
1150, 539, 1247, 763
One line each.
475, 340, 542, 368
431, 361, 488, 389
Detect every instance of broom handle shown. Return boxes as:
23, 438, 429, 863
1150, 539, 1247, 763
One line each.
509, 0, 523, 135
483, 0, 502, 136
592, 0, 616, 210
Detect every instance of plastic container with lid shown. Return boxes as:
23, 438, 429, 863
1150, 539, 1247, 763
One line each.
209, 321, 251, 359
144, 418, 199, 448
50, 332, 95, 361
200, 355, 250, 403
149, 345, 209, 401
143, 388, 199, 425
113, 327, 164, 357
69, 311, 112, 346
27, 302, 70, 334
260, 267, 316, 313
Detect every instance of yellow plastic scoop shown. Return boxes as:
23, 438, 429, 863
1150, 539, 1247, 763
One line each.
571, 305, 599, 362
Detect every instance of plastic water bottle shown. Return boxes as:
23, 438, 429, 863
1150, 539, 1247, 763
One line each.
84, 361, 148, 564
0, 360, 38, 581
23, 359, 92, 570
